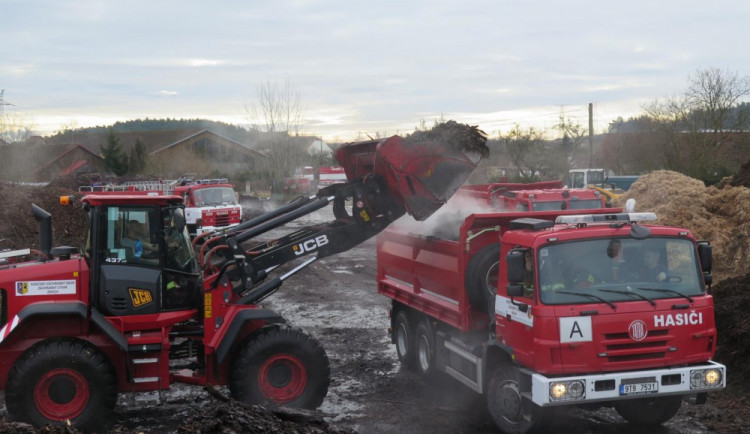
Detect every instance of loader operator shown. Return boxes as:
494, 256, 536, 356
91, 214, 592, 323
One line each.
121, 220, 159, 265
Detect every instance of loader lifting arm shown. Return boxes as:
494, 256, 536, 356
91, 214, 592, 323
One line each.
196, 132, 487, 305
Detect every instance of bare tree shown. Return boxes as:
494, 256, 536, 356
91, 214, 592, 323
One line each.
500, 124, 548, 181
0, 90, 35, 143
641, 68, 750, 181
245, 80, 309, 194
554, 115, 586, 176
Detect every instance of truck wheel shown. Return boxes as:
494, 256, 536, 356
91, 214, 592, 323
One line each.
415, 321, 435, 377
5, 339, 117, 432
393, 309, 416, 369
615, 395, 683, 425
465, 243, 501, 313
486, 364, 536, 434
230, 324, 330, 409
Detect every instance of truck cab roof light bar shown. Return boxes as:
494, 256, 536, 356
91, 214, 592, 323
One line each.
555, 212, 657, 225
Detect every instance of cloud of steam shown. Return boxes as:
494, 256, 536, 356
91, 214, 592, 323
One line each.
391, 191, 503, 240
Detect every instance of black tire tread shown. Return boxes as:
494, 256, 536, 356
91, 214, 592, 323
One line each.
229, 324, 330, 409
5, 338, 117, 432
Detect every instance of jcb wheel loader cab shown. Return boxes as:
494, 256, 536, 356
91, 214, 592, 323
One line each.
229, 324, 330, 409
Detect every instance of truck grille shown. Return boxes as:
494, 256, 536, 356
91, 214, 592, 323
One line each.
602, 329, 670, 363
215, 215, 230, 227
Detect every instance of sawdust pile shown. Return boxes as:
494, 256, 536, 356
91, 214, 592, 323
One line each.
614, 170, 750, 283
0, 183, 84, 252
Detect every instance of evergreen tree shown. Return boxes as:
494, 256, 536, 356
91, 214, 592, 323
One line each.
101, 130, 128, 175
128, 138, 148, 173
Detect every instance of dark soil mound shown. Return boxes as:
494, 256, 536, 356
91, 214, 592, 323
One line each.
405, 120, 489, 158
712, 272, 750, 387
176, 400, 352, 434
0, 183, 83, 252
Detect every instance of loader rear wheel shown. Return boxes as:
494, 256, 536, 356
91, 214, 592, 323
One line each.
5, 339, 117, 432
615, 395, 683, 425
230, 324, 330, 409
393, 308, 416, 369
466, 243, 501, 313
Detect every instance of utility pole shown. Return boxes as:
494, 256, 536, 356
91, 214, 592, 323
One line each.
588, 102, 594, 167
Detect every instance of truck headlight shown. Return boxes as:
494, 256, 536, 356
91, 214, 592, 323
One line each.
549, 380, 585, 401
690, 368, 723, 389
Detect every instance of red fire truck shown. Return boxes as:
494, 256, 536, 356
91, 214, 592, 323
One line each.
80, 177, 242, 237
378, 208, 725, 432
454, 181, 607, 211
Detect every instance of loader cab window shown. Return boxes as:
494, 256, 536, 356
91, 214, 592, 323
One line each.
101, 206, 160, 267
163, 207, 197, 274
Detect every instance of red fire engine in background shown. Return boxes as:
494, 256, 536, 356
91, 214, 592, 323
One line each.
80, 177, 242, 237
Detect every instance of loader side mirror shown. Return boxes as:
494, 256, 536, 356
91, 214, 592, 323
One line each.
173, 208, 186, 234
506, 249, 526, 284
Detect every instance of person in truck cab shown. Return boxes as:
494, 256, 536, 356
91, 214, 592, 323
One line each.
522, 250, 535, 298
641, 247, 668, 282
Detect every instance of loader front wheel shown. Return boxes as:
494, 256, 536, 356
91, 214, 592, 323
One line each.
230, 324, 330, 409
5, 339, 117, 432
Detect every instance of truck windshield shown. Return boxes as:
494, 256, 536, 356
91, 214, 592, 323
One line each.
537, 237, 704, 306
569, 199, 603, 210
532, 201, 565, 211
193, 187, 237, 206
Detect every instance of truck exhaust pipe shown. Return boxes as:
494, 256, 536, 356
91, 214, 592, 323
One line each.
32, 204, 52, 259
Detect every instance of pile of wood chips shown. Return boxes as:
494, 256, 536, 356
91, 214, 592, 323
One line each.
614, 169, 750, 283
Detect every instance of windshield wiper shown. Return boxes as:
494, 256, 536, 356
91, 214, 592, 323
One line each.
556, 291, 616, 310
598, 289, 656, 306
637, 287, 694, 304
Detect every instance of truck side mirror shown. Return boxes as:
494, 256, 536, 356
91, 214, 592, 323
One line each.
697, 242, 712, 273
507, 283, 524, 297
506, 249, 526, 283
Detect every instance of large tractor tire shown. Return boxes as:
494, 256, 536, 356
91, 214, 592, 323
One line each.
465, 243, 501, 313
614, 395, 683, 425
5, 339, 117, 432
393, 308, 416, 369
229, 324, 330, 409
486, 364, 537, 434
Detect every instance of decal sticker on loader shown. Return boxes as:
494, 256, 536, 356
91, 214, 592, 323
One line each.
129, 288, 153, 307
15, 280, 76, 296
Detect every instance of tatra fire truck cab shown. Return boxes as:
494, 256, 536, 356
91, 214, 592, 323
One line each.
378, 210, 725, 433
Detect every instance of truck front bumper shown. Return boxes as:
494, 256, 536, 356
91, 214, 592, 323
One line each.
526, 361, 726, 406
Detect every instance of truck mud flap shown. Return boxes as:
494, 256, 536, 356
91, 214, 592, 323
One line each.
435, 331, 484, 393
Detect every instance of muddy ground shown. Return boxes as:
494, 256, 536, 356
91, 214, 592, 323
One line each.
1, 193, 749, 433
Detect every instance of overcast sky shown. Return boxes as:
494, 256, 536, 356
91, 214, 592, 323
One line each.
3, 0, 749, 141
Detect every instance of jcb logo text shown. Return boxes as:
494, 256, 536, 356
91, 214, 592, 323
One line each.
294, 235, 329, 256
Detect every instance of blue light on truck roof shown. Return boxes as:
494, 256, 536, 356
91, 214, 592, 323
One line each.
555, 212, 657, 224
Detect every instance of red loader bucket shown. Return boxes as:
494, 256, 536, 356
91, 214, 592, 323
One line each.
336, 128, 486, 221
